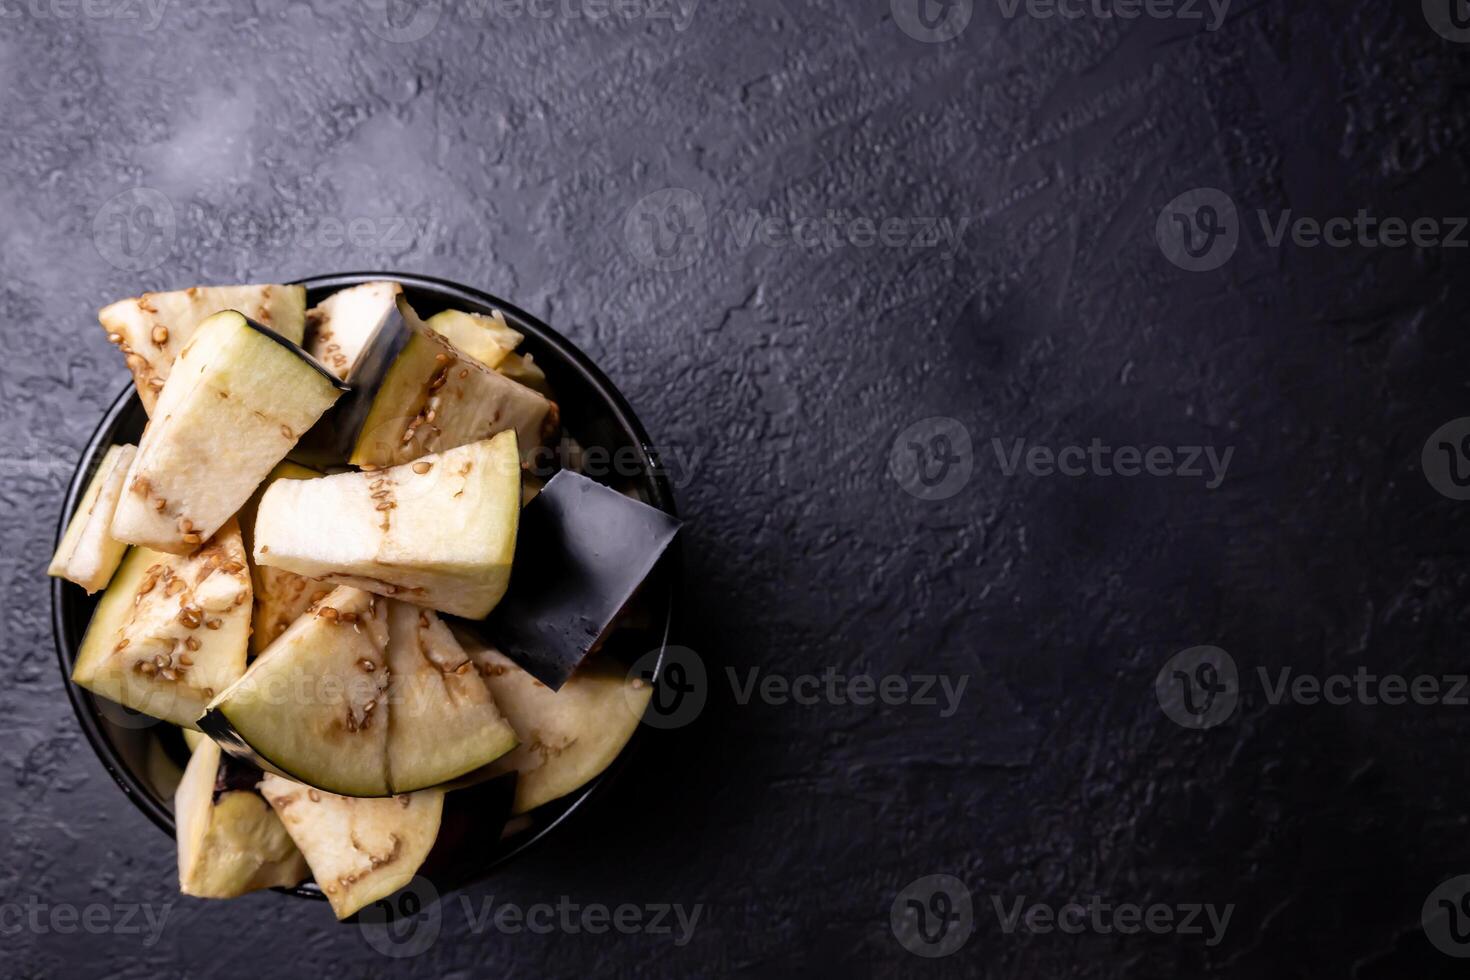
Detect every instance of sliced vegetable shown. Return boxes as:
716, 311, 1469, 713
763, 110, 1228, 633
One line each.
423, 308, 522, 369
176, 738, 308, 898
99, 284, 306, 414
253, 433, 521, 619
201, 587, 517, 796
110, 310, 345, 554
258, 773, 443, 920
495, 351, 552, 397
351, 296, 555, 468
71, 520, 251, 728
305, 281, 404, 382
240, 461, 330, 656
461, 631, 650, 814
386, 601, 518, 792
49, 443, 137, 593
201, 587, 392, 797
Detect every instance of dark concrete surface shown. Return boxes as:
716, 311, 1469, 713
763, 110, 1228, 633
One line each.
4, 0, 1470, 976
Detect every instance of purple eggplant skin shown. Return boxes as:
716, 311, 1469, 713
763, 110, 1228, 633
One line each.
293, 301, 412, 467
476, 471, 681, 689
237, 312, 351, 391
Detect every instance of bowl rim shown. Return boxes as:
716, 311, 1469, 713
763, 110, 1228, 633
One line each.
51, 270, 680, 899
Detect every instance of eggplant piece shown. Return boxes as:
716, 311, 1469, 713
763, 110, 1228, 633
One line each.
423, 309, 522, 369
176, 739, 308, 898
459, 631, 651, 813
384, 601, 518, 791
49, 443, 137, 594
350, 296, 556, 469
304, 281, 404, 381
495, 351, 553, 398
201, 587, 517, 797
257, 773, 443, 920
479, 470, 681, 689
249, 567, 332, 658
201, 588, 393, 797
99, 284, 307, 415
71, 520, 251, 728
295, 282, 413, 466
252, 433, 522, 619
110, 311, 346, 554
423, 307, 553, 397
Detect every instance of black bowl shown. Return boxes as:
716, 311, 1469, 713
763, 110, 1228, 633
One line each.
51, 272, 679, 903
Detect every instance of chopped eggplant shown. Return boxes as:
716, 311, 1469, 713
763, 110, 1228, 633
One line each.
71, 520, 251, 728
305, 280, 404, 381
481, 470, 681, 689
460, 631, 651, 813
65, 275, 679, 919
49, 443, 137, 593
424, 308, 552, 396
110, 310, 346, 554
351, 296, 556, 469
495, 351, 553, 398
99, 284, 306, 414
253, 433, 521, 619
239, 461, 331, 656
202, 587, 393, 797
176, 739, 308, 898
257, 773, 443, 920
201, 587, 517, 797
423, 308, 522, 369
385, 601, 518, 792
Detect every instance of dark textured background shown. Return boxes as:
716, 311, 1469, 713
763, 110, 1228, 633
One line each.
5, 0, 1470, 976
